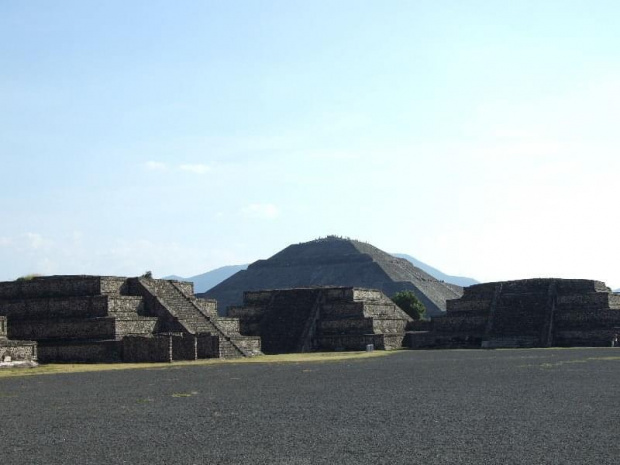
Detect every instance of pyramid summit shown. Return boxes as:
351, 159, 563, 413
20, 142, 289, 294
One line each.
200, 236, 463, 316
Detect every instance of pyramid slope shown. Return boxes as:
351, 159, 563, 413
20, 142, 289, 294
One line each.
201, 237, 462, 316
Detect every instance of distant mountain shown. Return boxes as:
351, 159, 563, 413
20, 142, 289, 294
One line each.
392, 253, 478, 287
615, 289, 620, 293
164, 265, 248, 293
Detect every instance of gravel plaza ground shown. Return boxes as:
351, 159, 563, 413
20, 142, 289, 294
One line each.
1, 348, 619, 464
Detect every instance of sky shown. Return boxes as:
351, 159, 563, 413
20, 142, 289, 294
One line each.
1, 1, 619, 289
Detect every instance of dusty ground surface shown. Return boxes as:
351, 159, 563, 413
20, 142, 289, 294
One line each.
1, 348, 619, 464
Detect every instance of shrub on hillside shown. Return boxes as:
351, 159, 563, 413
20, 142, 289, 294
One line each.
391, 290, 427, 320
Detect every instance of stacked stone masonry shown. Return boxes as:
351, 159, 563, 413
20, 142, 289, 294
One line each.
228, 286, 412, 354
203, 237, 462, 317
0, 276, 261, 363
0, 316, 37, 368
406, 278, 620, 349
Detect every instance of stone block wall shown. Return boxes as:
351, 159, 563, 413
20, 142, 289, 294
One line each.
0, 276, 128, 299
0, 316, 38, 366
554, 329, 618, 347
38, 340, 122, 363
323, 288, 384, 303
172, 280, 194, 296
9, 318, 118, 341
214, 318, 240, 333
317, 333, 404, 351
227, 307, 265, 335
229, 336, 261, 354
0, 275, 260, 362
123, 334, 216, 363
115, 318, 159, 337
194, 298, 218, 317
7, 316, 158, 341
554, 309, 620, 330
233, 287, 411, 354
0, 296, 144, 321
432, 314, 487, 333
319, 317, 407, 335
407, 278, 620, 349
257, 288, 322, 354
122, 336, 170, 363
447, 299, 493, 313
0, 340, 38, 364
196, 334, 220, 358
556, 293, 619, 311
242, 290, 274, 305
171, 335, 197, 360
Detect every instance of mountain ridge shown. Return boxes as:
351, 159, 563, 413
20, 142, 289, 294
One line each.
164, 265, 248, 293
393, 253, 479, 287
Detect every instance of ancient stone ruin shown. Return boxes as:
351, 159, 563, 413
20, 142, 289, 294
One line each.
407, 278, 620, 349
0, 316, 37, 368
228, 286, 412, 354
0, 276, 261, 363
202, 236, 462, 317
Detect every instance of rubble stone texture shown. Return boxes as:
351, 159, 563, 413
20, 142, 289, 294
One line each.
407, 278, 620, 348
0, 316, 37, 367
228, 286, 413, 354
0, 276, 261, 362
202, 236, 463, 317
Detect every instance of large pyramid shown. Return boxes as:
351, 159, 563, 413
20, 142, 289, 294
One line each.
200, 237, 463, 317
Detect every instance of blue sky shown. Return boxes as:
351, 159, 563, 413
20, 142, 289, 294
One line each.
1, 1, 619, 289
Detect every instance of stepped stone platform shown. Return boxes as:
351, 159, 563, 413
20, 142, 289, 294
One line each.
0, 316, 37, 368
0, 276, 261, 363
202, 236, 462, 317
406, 278, 620, 349
228, 286, 413, 354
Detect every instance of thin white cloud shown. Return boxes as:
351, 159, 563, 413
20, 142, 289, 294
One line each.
241, 203, 281, 220
304, 150, 359, 161
179, 163, 211, 174
145, 161, 167, 171
0, 237, 11, 247
25, 232, 49, 250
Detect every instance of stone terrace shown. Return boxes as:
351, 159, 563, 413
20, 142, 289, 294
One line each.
203, 236, 462, 317
0, 276, 261, 363
228, 286, 412, 354
406, 278, 620, 349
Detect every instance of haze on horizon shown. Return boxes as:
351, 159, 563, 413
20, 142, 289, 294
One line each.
1, 1, 618, 289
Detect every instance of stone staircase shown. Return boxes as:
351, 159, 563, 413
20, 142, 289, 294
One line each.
137, 279, 259, 358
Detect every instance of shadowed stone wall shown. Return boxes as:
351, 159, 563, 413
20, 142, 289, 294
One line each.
228, 286, 412, 354
406, 278, 620, 349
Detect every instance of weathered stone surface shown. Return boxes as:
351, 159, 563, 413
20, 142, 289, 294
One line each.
0, 316, 37, 367
0, 275, 262, 363
228, 286, 412, 354
407, 278, 620, 349
201, 237, 463, 317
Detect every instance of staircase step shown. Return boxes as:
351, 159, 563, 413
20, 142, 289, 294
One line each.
139, 278, 256, 358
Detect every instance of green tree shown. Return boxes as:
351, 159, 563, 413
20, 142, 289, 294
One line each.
391, 290, 427, 320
